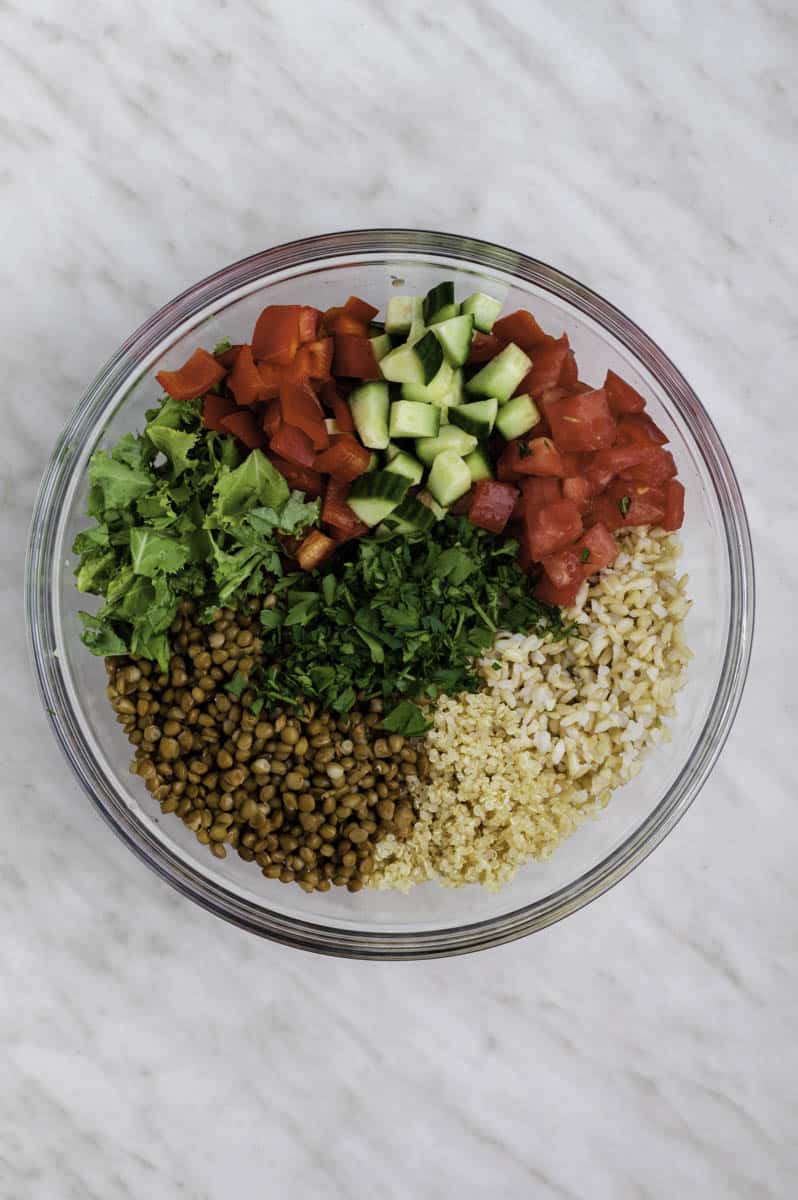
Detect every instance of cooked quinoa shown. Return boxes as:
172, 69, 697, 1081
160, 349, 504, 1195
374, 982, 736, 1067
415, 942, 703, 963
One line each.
370, 527, 692, 891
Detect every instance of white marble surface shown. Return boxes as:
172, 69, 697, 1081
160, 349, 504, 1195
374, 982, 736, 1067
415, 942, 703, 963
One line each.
1, 2, 796, 1197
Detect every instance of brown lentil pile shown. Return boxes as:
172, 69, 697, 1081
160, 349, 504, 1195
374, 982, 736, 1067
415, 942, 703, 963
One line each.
105, 599, 424, 893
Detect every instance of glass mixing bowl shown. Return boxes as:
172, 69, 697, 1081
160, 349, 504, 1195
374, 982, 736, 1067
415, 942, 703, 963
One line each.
26, 230, 754, 959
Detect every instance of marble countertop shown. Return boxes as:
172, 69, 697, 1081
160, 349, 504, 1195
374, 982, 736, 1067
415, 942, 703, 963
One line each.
2, 3, 796, 1197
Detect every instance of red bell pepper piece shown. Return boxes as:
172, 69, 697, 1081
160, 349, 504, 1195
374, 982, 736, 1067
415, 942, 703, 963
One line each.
298, 306, 322, 343
333, 334, 381, 379
228, 344, 265, 408
296, 529, 336, 571
202, 394, 237, 432
219, 409, 265, 449
267, 455, 324, 498
286, 338, 334, 381
322, 478, 363, 532
156, 348, 226, 402
269, 423, 317, 468
257, 362, 284, 400
332, 395, 355, 433
314, 436, 372, 482
279, 378, 329, 450
468, 480, 519, 533
343, 295, 380, 323
214, 344, 243, 370
262, 400, 282, 438
252, 305, 302, 365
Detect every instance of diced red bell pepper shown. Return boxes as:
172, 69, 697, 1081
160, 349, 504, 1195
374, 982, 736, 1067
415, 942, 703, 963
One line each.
562, 475, 594, 513
534, 574, 582, 608
321, 478, 362, 533
661, 479, 685, 531
267, 455, 324, 498
156, 348, 227, 402
604, 369, 646, 415
257, 362, 284, 400
468, 480, 519, 533
577, 521, 619, 572
298, 306, 322, 343
333, 334, 381, 379
269, 422, 317, 468
252, 305, 302, 365
492, 310, 554, 352
620, 447, 677, 485
332, 395, 355, 433
296, 529, 336, 571
314, 436, 372, 482
344, 295, 380, 324
605, 480, 667, 527
325, 311, 370, 337
214, 344, 243, 370
615, 412, 668, 446
523, 499, 583, 561
219, 409, 265, 449
468, 332, 505, 364
285, 338, 334, 382
228, 344, 265, 408
262, 400, 282, 438
541, 547, 582, 589
279, 378, 329, 450
515, 335, 572, 398
547, 388, 616, 452
202, 394, 237, 432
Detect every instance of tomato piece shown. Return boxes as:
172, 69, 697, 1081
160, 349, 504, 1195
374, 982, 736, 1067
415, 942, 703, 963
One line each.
279, 378, 329, 450
534, 574, 582, 608
620, 447, 677, 485
468, 332, 506, 364
492, 310, 554, 352
468, 480, 519, 533
314, 436, 372, 482
541, 547, 582, 589
591, 443, 660, 477
156, 348, 226, 402
202, 394, 237, 432
296, 529, 336, 571
228, 344, 265, 407
605, 480, 667, 526
562, 476, 593, 513
523, 499, 583, 561
449, 488, 476, 517
559, 346, 578, 389
219, 410, 265, 449
604, 369, 646, 415
298, 306, 322, 343
662, 479, 685, 531
547, 388, 616, 452
257, 362, 284, 400
214, 343, 243, 370
252, 305, 304, 365
496, 443, 524, 482
515, 335, 572, 398
262, 400, 281, 438
584, 462, 615, 494
333, 334, 381, 379
269, 423, 317, 468
502, 436, 573, 478
615, 412, 668, 446
578, 522, 618, 572
285, 338, 334, 382
267, 455, 324, 498
344, 295, 380, 324
512, 476, 561, 520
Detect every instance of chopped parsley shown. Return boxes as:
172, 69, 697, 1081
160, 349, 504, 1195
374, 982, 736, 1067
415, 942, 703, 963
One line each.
618, 495, 631, 516
581, 547, 591, 563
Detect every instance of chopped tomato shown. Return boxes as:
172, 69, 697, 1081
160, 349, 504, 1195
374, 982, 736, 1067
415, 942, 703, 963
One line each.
298, 306, 322, 343
513, 476, 561, 521
257, 361, 284, 400
562, 475, 593, 512
584, 461, 616, 494
219, 409, 265, 449
546, 388, 616, 452
468, 332, 505, 364
279, 378, 329, 450
269, 422, 317, 468
583, 495, 625, 532
534, 574, 582, 607
228, 344, 265, 407
501, 436, 573, 478
262, 400, 281, 438
314, 436, 372, 482
559, 347, 578, 389
333, 334, 381, 379
286, 338, 334, 381
541, 547, 582, 589
344, 295, 380, 324
322, 478, 361, 532
214, 343, 243, 370
252, 305, 302, 365
620, 447, 677, 485
604, 369, 646, 415
449, 489, 475, 517
492, 310, 554, 352
156, 348, 226, 402
468, 480, 519, 533
661, 479, 685, 531
591, 443, 661, 477
615, 412, 668, 446
202, 394, 237, 432
578, 522, 618, 571
605, 480, 667, 527
296, 529, 336, 571
515, 335, 572, 398
267, 455, 324, 497
523, 499, 583, 561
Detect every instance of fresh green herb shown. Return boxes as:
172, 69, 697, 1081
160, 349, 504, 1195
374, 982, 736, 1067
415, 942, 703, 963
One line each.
581, 548, 591, 563
249, 697, 264, 716
226, 671, 247, 698
518, 442, 533, 459
492, 661, 501, 670
618, 495, 631, 516
213, 337, 232, 356
382, 700, 431, 737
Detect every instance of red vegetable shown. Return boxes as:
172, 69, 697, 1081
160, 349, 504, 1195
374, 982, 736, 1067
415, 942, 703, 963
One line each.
561, 475, 593, 513
534, 574, 582, 607
262, 400, 281, 438
499, 437, 573, 478
269, 422, 317, 468
333, 334, 381, 379
214, 343, 243, 370
296, 529, 336, 571
620, 447, 677, 485
286, 338, 334, 382
522, 499, 583, 561
314, 436, 372, 482
228, 344, 265, 408
515, 335, 573, 398
298, 306, 322, 343
156, 348, 226, 402
591, 443, 660, 477
279, 378, 329, 450
252, 305, 302, 365
468, 480, 519, 533
662, 479, 685, 531
541, 547, 582, 589
512, 476, 561, 521
321, 478, 363, 533
257, 362, 284, 400
604, 369, 646, 415
323, 309, 370, 337
267, 455, 324, 497
332, 394, 355, 433
468, 332, 505, 364
578, 521, 618, 571
604, 480, 667, 527
218, 409, 265, 449
493, 310, 554, 352
546, 388, 616, 452
615, 412, 668, 446
202, 394, 237, 432
344, 295, 380, 324
449, 488, 475, 516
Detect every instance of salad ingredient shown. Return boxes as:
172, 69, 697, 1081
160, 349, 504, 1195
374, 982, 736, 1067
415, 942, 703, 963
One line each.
461, 291, 503, 333
371, 527, 691, 891
465, 342, 532, 403
156, 348, 226, 402
427, 450, 472, 507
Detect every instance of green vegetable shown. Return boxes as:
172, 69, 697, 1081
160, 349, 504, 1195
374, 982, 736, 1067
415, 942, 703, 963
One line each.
619, 495, 631, 516
581, 548, 591, 563
381, 700, 430, 737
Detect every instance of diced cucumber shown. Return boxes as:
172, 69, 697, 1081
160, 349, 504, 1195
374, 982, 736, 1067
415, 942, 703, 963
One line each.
349, 381, 390, 449
347, 470, 409, 526
384, 450, 424, 486
427, 451, 472, 507
384, 441, 403, 462
464, 447, 494, 483
366, 452, 379, 473
432, 313, 474, 367
462, 291, 503, 333
428, 303, 460, 324
401, 360, 454, 403
370, 333, 393, 363
418, 490, 449, 521
389, 400, 440, 440
379, 330, 443, 385
448, 397, 498, 439
443, 368, 465, 406
466, 342, 531, 404
495, 393, 541, 440
385, 296, 422, 336
415, 424, 478, 466
423, 281, 456, 325
380, 495, 436, 536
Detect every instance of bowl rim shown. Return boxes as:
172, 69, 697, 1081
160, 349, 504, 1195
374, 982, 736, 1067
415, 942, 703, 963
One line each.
26, 228, 755, 959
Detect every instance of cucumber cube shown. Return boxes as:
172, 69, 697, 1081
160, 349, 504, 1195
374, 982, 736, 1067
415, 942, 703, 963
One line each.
432, 313, 475, 367
448, 398, 498, 439
464, 447, 494, 483
466, 342, 531, 404
389, 400, 440, 440
415, 425, 478, 466
349, 382, 390, 449
384, 450, 424, 486
462, 291, 503, 333
386, 296, 422, 336
495, 393, 541, 440
427, 451, 472, 508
